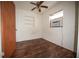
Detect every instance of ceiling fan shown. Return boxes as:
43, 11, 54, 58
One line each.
30, 1, 48, 12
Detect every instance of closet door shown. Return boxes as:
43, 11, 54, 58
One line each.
1, 2, 16, 57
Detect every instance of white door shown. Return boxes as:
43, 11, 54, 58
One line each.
16, 9, 35, 42
51, 27, 63, 46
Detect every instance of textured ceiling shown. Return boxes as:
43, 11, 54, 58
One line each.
14, 1, 57, 14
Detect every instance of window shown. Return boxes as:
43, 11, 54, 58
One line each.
49, 10, 63, 28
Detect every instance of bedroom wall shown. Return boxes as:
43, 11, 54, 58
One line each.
15, 3, 42, 42
42, 2, 75, 51
77, 2, 79, 58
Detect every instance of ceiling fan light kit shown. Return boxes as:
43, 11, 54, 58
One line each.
30, 1, 48, 12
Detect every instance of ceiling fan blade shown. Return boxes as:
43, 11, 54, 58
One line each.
32, 7, 36, 11
38, 1, 44, 6
39, 8, 41, 12
41, 6, 48, 8
30, 2, 36, 5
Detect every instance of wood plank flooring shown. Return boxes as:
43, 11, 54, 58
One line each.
11, 38, 75, 58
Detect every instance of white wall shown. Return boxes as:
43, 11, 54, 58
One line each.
77, 33, 79, 57
15, 4, 42, 42
42, 2, 75, 51
77, 2, 79, 58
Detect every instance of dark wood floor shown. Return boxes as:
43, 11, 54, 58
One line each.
11, 38, 75, 58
